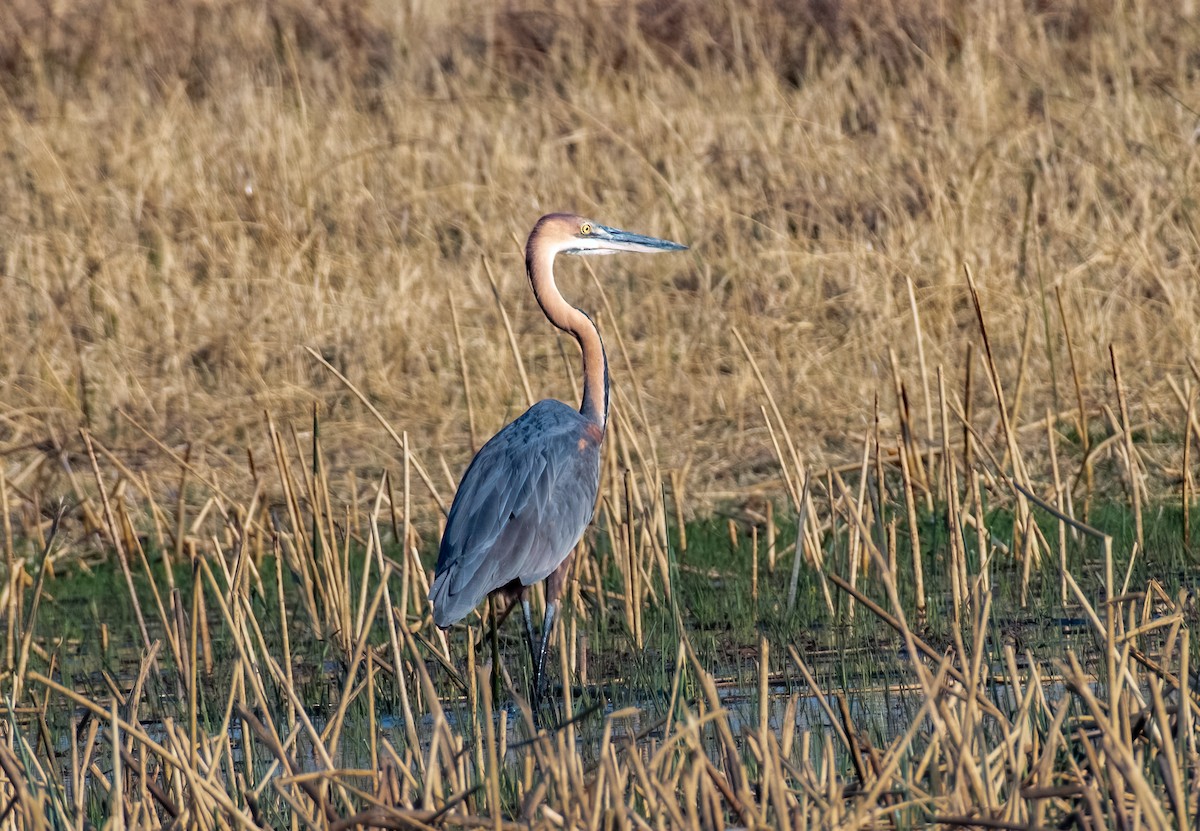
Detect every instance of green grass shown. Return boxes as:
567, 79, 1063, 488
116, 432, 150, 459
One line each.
22, 493, 1200, 745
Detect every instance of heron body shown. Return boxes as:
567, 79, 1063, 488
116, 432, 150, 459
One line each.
429, 212, 686, 698
431, 399, 602, 627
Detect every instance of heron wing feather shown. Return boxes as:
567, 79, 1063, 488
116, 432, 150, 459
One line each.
429, 400, 601, 626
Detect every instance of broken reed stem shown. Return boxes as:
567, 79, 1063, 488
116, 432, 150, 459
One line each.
766, 500, 775, 574
757, 633, 769, 743
850, 435, 872, 619
889, 346, 930, 505
12, 523, 55, 705
1110, 346, 1144, 551
1056, 286, 1092, 511
1, 470, 13, 675
751, 525, 759, 606
1047, 410, 1068, 603
963, 263, 1039, 603
873, 397, 888, 538
480, 663, 502, 830
962, 341, 974, 473
897, 432, 926, 617
304, 346, 446, 514
786, 474, 821, 613
623, 469, 642, 649
1185, 388, 1195, 552
904, 273, 935, 468
81, 431, 155, 667
946, 434, 965, 621
1007, 310, 1036, 453
447, 288, 479, 453
938, 367, 970, 615
171, 443, 189, 583
481, 255, 535, 409
733, 325, 806, 495
669, 469, 688, 555
466, 624, 483, 814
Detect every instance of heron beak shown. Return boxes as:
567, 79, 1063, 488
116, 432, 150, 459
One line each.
594, 224, 688, 254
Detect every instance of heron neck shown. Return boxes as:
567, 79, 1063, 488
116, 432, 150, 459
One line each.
526, 245, 609, 430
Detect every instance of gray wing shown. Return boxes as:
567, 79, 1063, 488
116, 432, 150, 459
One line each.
429, 400, 602, 627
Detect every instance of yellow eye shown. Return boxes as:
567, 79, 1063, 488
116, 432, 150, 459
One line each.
580, 223, 592, 235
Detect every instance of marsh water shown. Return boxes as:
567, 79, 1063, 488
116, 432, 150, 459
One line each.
17, 504, 1180, 803
26, 601, 1103, 791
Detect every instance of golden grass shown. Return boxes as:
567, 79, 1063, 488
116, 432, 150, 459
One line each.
2, 3, 1200, 824
1, 0, 1198, 519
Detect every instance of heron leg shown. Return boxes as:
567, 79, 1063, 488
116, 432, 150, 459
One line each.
536, 552, 575, 702
488, 596, 502, 703
536, 599, 559, 703
477, 588, 521, 648
521, 595, 538, 683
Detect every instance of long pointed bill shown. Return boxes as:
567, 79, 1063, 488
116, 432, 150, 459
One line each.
594, 224, 688, 254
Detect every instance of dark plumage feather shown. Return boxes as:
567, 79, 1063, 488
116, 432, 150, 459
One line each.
429, 399, 602, 627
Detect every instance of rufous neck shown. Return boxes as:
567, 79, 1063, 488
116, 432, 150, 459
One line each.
526, 242, 609, 430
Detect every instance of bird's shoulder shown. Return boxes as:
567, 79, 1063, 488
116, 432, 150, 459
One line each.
507, 398, 590, 434
475, 399, 600, 455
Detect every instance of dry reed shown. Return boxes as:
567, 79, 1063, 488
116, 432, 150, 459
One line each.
2, 0, 1200, 828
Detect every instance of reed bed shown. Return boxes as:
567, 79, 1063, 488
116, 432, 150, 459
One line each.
0, 365, 1195, 831
2, 0, 1200, 828
2, 311, 1199, 827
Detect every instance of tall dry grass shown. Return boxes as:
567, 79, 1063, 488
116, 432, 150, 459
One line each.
0, 0, 1197, 525
1, 401, 1197, 829
3, 4, 1200, 827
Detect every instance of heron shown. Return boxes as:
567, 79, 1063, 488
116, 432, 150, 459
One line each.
428, 212, 687, 700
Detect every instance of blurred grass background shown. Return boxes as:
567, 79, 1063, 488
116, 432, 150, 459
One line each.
1, 0, 1197, 514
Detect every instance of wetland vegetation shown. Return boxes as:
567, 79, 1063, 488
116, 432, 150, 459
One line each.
3, 0, 1200, 827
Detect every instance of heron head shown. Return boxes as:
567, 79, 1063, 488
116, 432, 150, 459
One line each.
534, 213, 688, 257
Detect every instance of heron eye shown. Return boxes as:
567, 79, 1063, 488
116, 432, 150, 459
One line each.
580, 223, 592, 235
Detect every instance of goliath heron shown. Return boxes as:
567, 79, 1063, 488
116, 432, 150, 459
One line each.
428, 212, 687, 699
